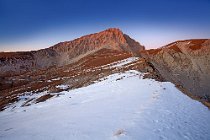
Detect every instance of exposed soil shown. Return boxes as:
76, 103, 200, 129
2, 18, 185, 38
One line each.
143, 49, 162, 55
35, 94, 54, 103
169, 45, 181, 52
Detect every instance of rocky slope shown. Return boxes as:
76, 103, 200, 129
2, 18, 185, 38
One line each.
0, 28, 144, 77
0, 48, 160, 111
141, 39, 210, 105
0, 28, 152, 111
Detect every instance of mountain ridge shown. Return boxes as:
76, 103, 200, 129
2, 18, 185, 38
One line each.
0, 28, 145, 77
0, 28, 210, 110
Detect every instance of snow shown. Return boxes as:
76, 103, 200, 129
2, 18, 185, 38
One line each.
56, 85, 69, 90
0, 70, 210, 140
51, 78, 61, 81
187, 41, 191, 45
109, 57, 139, 68
101, 57, 139, 69
47, 80, 52, 82
9, 91, 50, 110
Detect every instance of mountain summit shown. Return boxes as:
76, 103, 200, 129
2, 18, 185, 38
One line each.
52, 28, 144, 56
0, 28, 144, 76
50, 28, 144, 65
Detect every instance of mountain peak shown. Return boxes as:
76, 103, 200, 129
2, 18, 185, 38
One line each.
53, 28, 125, 47
103, 28, 122, 33
0, 28, 145, 77
51, 28, 144, 55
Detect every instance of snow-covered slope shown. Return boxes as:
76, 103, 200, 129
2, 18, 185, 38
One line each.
0, 70, 210, 140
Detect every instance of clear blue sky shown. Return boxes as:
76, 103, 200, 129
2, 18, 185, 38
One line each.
0, 0, 210, 51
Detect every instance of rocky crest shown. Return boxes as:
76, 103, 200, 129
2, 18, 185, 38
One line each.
0, 28, 145, 77
141, 39, 210, 104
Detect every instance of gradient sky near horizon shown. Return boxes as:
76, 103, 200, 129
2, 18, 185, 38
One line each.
0, 0, 210, 52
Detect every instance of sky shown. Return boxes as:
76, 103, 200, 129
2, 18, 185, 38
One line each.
0, 0, 210, 52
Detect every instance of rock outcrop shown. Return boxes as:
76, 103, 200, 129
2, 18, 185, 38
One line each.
0, 28, 145, 77
141, 39, 210, 102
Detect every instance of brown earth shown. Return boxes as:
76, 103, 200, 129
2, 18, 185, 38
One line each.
35, 94, 55, 103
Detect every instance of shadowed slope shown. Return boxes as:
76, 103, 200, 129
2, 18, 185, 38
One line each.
141, 39, 210, 105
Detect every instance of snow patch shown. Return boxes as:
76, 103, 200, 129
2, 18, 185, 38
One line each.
56, 85, 69, 90
101, 57, 139, 69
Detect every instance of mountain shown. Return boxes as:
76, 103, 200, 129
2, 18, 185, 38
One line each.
1, 28, 210, 110
0, 28, 144, 77
1, 28, 210, 140
141, 39, 210, 106
0, 28, 150, 111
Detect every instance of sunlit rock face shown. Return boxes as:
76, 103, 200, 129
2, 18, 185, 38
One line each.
0, 28, 144, 77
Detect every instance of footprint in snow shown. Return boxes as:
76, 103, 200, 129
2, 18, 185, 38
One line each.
113, 129, 126, 137
152, 93, 160, 100
4, 128, 13, 131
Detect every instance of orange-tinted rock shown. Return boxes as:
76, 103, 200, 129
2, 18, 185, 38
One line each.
0, 28, 144, 77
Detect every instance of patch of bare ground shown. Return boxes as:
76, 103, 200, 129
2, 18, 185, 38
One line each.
189, 39, 207, 50
169, 45, 182, 52
21, 98, 34, 107
143, 72, 163, 81
48, 86, 64, 93
190, 39, 207, 45
113, 129, 126, 136
164, 39, 207, 51
0, 96, 18, 111
203, 102, 210, 109
189, 45, 202, 50
143, 49, 162, 55
35, 94, 54, 103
